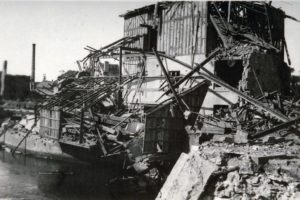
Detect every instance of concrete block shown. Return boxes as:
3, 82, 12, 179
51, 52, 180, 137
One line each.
156, 150, 219, 200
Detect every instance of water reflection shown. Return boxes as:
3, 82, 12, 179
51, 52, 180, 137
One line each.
0, 148, 155, 200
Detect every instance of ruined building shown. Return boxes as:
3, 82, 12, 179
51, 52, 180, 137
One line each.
1, 2, 299, 199
114, 1, 291, 113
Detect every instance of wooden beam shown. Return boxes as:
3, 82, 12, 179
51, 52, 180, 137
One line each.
79, 108, 84, 144
157, 47, 220, 101
150, 51, 289, 122
118, 47, 123, 109
153, 48, 189, 112
209, 15, 230, 48
227, 1, 231, 22
251, 117, 300, 139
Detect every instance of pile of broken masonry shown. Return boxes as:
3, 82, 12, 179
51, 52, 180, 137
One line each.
157, 92, 300, 200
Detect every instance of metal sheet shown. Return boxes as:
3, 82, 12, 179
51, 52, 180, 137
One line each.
39, 107, 61, 140
123, 2, 208, 56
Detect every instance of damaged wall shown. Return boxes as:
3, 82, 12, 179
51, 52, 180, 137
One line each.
239, 51, 284, 97
122, 2, 208, 57
119, 1, 290, 113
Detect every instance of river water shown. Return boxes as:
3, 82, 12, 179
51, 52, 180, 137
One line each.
0, 147, 155, 200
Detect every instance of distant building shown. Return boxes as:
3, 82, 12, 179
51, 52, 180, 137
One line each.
0, 72, 30, 100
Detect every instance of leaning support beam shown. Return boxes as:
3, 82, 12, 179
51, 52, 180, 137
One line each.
198, 67, 289, 122
104, 47, 289, 122
210, 15, 230, 48
153, 48, 190, 112
251, 117, 300, 139
88, 108, 107, 155
12, 122, 36, 156
76, 61, 82, 72
159, 47, 221, 99
207, 88, 234, 105
154, 52, 289, 122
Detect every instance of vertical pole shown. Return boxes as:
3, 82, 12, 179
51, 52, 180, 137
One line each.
58, 108, 63, 140
264, 4, 273, 44
118, 47, 123, 109
227, 1, 231, 23
1, 60, 7, 96
31, 44, 36, 91
79, 108, 84, 144
76, 61, 82, 72
34, 105, 37, 124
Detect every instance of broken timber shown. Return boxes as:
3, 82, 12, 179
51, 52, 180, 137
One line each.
153, 51, 289, 122
118, 47, 288, 122
153, 48, 190, 112
251, 117, 300, 139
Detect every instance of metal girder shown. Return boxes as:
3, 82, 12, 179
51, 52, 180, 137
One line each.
251, 117, 300, 138
91, 47, 289, 122
155, 52, 288, 122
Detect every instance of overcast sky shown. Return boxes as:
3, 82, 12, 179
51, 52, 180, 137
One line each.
0, 1, 299, 82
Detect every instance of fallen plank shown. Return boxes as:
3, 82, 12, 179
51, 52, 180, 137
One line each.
250, 117, 300, 139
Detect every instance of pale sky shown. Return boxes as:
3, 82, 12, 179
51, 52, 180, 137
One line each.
0, 1, 299, 82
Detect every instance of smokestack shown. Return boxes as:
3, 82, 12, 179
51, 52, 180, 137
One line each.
1, 60, 7, 96
31, 43, 36, 90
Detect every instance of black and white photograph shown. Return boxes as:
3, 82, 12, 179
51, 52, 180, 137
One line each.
0, 1, 299, 199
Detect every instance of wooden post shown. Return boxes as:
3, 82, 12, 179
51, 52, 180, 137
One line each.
1, 60, 7, 96
118, 47, 123, 109
58, 108, 63, 140
34, 104, 38, 124
79, 108, 84, 144
227, 1, 231, 23
76, 61, 82, 72
30, 44, 36, 91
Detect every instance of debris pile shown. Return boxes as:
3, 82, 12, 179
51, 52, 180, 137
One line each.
157, 136, 300, 200
157, 89, 300, 199
200, 141, 300, 200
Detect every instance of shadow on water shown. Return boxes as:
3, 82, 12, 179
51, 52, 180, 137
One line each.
0, 147, 156, 200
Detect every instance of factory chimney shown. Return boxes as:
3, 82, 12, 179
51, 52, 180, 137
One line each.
0, 60, 7, 96
30, 43, 36, 91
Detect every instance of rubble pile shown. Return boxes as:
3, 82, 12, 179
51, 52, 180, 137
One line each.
198, 141, 300, 200
158, 91, 300, 200
157, 132, 300, 200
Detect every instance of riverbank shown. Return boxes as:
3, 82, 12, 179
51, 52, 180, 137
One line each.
0, 128, 80, 162
0, 147, 155, 200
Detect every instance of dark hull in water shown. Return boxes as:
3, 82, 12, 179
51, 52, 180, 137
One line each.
59, 140, 126, 166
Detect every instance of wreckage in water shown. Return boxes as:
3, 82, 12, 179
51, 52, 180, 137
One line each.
40, 66, 210, 165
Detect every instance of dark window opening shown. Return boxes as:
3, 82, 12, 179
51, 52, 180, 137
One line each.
169, 71, 180, 77
214, 60, 243, 88
213, 104, 229, 117
142, 26, 158, 51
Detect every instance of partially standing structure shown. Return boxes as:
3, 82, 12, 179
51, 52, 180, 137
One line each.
117, 1, 291, 113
